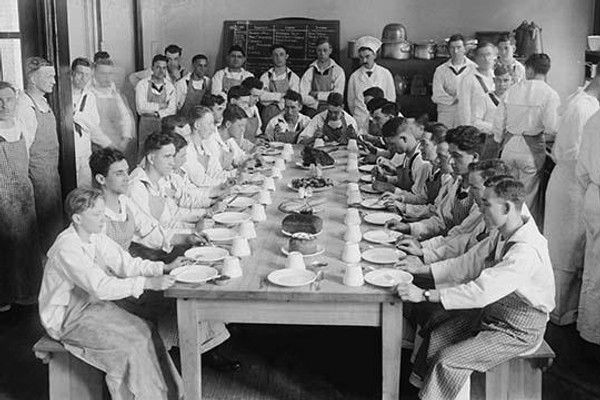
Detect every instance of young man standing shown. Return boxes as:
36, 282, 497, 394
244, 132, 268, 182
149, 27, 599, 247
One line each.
496, 34, 526, 84
299, 38, 346, 117
432, 34, 476, 129
129, 44, 188, 87
135, 54, 177, 156
347, 36, 396, 134
176, 54, 212, 116
264, 89, 311, 143
493, 53, 560, 226
211, 45, 254, 98
396, 177, 554, 400
259, 44, 301, 127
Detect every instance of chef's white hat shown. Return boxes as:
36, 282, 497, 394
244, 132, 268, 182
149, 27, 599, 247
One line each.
355, 36, 382, 54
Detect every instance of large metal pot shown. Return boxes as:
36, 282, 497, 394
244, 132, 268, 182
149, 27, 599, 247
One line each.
348, 40, 359, 59
414, 42, 436, 60
382, 23, 407, 43
382, 41, 412, 60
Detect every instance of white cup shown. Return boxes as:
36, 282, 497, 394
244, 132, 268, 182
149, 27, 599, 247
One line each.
344, 208, 361, 225
343, 263, 364, 287
346, 182, 360, 195
274, 157, 286, 171
251, 203, 267, 222
344, 224, 362, 242
348, 153, 359, 162
238, 220, 257, 239
283, 143, 294, 154
258, 190, 272, 205
271, 166, 283, 179
347, 158, 359, 172
286, 251, 306, 270
231, 236, 251, 257
347, 139, 359, 154
314, 138, 325, 148
222, 256, 243, 278
282, 152, 293, 162
347, 192, 362, 206
263, 176, 276, 191
342, 242, 362, 263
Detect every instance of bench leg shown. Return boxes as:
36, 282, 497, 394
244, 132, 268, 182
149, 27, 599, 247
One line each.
49, 352, 105, 400
472, 359, 542, 400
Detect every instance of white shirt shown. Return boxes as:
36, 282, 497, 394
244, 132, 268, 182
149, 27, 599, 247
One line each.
431, 216, 555, 314
457, 70, 497, 134
15, 93, 52, 150
299, 59, 346, 110
497, 59, 526, 84
39, 225, 164, 338
259, 67, 300, 104
264, 111, 311, 142
102, 194, 173, 252
183, 138, 228, 188
347, 63, 396, 131
160, 168, 213, 210
431, 58, 476, 110
553, 87, 599, 164
175, 73, 212, 110
134, 77, 176, 118
296, 109, 358, 143
391, 151, 433, 204
493, 79, 560, 143
211, 67, 254, 98
89, 82, 135, 142
72, 88, 111, 155
577, 109, 600, 187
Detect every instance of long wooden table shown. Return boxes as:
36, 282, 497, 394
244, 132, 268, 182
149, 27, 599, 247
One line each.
166, 147, 403, 400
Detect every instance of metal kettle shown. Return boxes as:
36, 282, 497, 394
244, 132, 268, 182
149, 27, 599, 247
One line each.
515, 21, 543, 57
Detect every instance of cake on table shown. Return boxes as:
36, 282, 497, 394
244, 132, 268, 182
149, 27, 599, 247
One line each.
282, 210, 323, 235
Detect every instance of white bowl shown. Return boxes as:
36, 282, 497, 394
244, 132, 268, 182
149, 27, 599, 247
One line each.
588, 36, 600, 52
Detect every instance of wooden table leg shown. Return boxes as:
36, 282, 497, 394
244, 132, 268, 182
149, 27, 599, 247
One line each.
382, 302, 403, 400
177, 299, 202, 399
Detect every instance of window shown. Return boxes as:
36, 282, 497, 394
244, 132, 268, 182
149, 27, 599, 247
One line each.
0, 0, 23, 89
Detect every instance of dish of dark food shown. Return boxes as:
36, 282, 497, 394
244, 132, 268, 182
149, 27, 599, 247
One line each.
301, 146, 335, 167
290, 176, 335, 190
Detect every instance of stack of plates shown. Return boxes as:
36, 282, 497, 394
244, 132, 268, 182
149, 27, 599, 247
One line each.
170, 265, 219, 284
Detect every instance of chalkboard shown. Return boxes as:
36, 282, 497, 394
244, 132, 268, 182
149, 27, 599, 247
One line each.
222, 19, 340, 78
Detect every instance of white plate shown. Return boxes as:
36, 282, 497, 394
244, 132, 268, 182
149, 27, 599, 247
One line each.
184, 246, 229, 262
235, 185, 261, 195
212, 212, 251, 225
359, 164, 376, 173
281, 229, 323, 237
361, 198, 387, 210
359, 175, 373, 183
295, 161, 335, 170
281, 245, 325, 257
363, 212, 402, 225
362, 247, 406, 264
269, 141, 285, 149
228, 197, 255, 208
363, 230, 403, 244
202, 228, 237, 242
287, 181, 334, 192
360, 184, 383, 194
262, 155, 277, 163
170, 265, 219, 284
267, 269, 317, 287
364, 268, 413, 288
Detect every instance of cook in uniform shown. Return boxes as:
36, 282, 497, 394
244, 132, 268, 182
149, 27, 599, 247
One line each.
176, 54, 212, 117
16, 57, 64, 253
347, 36, 396, 134
493, 53, 560, 228
211, 45, 254, 99
0, 81, 42, 311
431, 34, 476, 129
135, 54, 177, 160
71, 57, 111, 187
299, 38, 346, 117
259, 44, 300, 129
545, 77, 599, 326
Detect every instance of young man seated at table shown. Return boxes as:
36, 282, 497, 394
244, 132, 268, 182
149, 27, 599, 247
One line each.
217, 104, 264, 165
264, 89, 311, 143
372, 117, 433, 205
361, 98, 401, 156
259, 44, 301, 128
385, 123, 451, 220
395, 176, 554, 400
296, 92, 358, 144
363, 86, 385, 109
200, 94, 227, 127
39, 187, 185, 399
211, 45, 254, 99
385, 125, 484, 240
240, 77, 264, 142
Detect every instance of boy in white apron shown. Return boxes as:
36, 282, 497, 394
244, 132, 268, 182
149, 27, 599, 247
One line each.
396, 176, 554, 400
264, 89, 311, 143
211, 45, 254, 99
176, 54, 212, 117
39, 188, 186, 400
296, 92, 358, 144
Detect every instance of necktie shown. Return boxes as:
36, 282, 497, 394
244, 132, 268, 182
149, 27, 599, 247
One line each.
366, 71, 373, 78
450, 65, 467, 76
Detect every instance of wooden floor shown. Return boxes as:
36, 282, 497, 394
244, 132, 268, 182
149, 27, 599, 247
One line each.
1, 305, 599, 400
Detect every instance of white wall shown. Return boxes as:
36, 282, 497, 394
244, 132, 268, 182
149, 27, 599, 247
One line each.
137, 0, 592, 99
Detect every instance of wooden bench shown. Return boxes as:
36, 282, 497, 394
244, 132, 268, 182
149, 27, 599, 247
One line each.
471, 340, 556, 400
33, 336, 107, 400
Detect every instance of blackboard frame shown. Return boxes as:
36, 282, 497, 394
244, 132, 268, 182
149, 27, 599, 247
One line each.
222, 18, 340, 78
